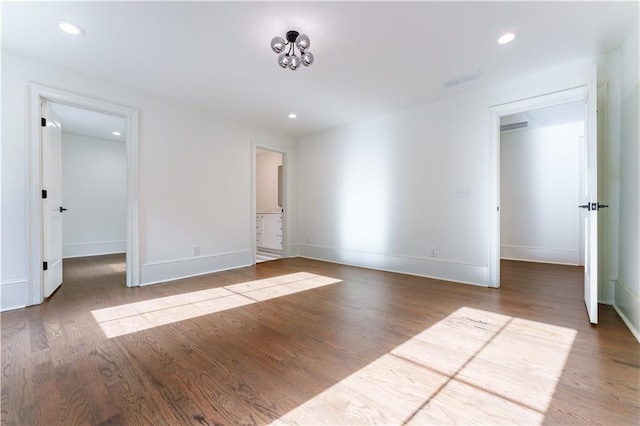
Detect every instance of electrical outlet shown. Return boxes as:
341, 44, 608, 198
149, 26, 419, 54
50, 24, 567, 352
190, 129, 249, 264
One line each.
193, 246, 200, 256
306, 237, 310, 244
430, 247, 438, 258
455, 187, 471, 199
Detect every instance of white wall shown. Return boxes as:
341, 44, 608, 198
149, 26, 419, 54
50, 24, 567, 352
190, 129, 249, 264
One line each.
61, 132, 127, 258
256, 149, 282, 214
615, 20, 640, 341
0, 49, 296, 310
598, 49, 622, 304
295, 53, 621, 288
500, 122, 583, 265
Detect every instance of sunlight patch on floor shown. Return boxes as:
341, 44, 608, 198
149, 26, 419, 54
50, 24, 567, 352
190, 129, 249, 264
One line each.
272, 307, 576, 425
107, 261, 126, 273
91, 272, 341, 338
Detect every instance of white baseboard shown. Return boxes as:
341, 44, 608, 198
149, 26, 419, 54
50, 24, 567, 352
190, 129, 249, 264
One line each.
613, 279, 640, 344
63, 240, 126, 258
294, 244, 488, 287
599, 278, 615, 305
140, 250, 252, 286
0, 278, 27, 312
501, 244, 580, 265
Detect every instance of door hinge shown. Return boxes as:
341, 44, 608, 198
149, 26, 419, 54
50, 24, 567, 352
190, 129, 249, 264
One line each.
42, 189, 47, 199
43, 261, 48, 271
41, 117, 47, 127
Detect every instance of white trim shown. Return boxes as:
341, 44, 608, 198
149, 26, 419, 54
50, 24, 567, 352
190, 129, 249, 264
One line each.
295, 244, 488, 287
296, 243, 485, 267
0, 305, 27, 313
488, 86, 587, 288
251, 140, 292, 264
613, 279, 640, 343
27, 83, 140, 306
140, 250, 252, 286
500, 257, 581, 267
599, 278, 616, 305
500, 244, 580, 265
500, 244, 578, 253
0, 279, 28, 312
63, 240, 126, 258
0, 278, 26, 287
142, 250, 248, 266
614, 304, 640, 344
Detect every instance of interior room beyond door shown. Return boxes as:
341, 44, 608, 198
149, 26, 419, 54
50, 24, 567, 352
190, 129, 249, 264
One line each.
255, 148, 284, 263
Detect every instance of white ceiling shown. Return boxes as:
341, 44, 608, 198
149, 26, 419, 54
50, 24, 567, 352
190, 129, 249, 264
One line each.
50, 102, 126, 142
3, 1, 637, 138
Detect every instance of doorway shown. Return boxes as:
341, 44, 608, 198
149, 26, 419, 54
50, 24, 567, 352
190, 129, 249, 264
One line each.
499, 101, 585, 267
50, 102, 128, 287
27, 83, 139, 306
489, 72, 601, 324
255, 148, 284, 263
489, 86, 591, 287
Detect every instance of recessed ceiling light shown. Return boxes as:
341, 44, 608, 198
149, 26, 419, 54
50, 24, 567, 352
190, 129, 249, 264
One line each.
58, 20, 85, 36
498, 32, 516, 45
288, 113, 297, 119
112, 131, 121, 136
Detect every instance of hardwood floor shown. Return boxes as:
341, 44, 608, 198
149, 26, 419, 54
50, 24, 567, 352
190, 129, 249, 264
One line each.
1, 255, 638, 425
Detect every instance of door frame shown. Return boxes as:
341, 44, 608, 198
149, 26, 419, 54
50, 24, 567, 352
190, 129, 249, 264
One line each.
488, 86, 587, 288
251, 140, 291, 263
27, 83, 140, 305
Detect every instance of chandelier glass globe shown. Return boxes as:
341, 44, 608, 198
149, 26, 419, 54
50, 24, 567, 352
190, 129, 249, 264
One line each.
270, 30, 314, 71
301, 51, 314, 67
295, 34, 310, 52
289, 55, 302, 70
271, 36, 286, 54
278, 53, 291, 69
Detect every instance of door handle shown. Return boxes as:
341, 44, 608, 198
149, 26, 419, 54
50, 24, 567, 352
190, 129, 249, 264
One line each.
59, 207, 68, 213
579, 202, 607, 211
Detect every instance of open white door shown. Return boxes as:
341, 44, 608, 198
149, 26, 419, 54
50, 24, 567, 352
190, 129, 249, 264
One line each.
581, 64, 599, 324
42, 101, 64, 298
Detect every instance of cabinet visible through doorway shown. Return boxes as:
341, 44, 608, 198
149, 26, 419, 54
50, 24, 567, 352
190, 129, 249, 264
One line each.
256, 213, 282, 251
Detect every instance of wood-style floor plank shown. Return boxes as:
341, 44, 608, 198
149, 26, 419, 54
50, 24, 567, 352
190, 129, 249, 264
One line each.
1, 254, 639, 425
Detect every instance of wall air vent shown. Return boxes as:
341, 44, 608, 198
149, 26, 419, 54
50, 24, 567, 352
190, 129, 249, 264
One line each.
442, 70, 483, 88
500, 121, 529, 132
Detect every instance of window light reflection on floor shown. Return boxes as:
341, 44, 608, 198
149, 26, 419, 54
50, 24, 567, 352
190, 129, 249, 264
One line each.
271, 307, 577, 425
91, 272, 341, 338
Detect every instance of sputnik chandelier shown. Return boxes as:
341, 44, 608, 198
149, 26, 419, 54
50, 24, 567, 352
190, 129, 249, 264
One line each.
270, 30, 314, 71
